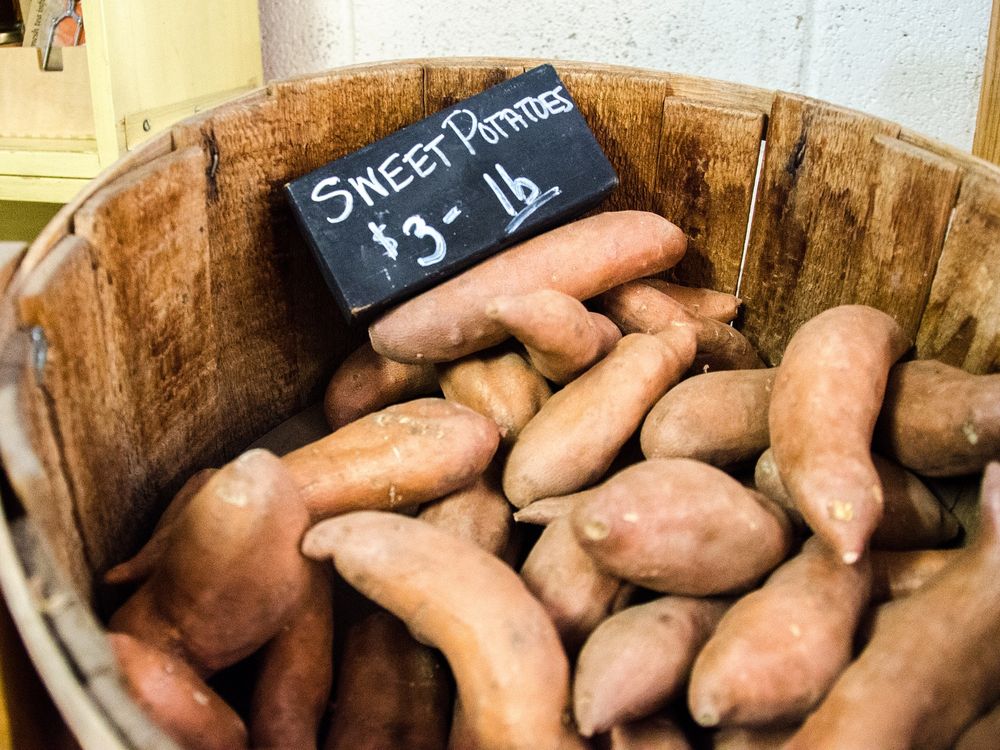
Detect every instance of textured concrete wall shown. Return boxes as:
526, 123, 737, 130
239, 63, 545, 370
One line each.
259, 0, 990, 149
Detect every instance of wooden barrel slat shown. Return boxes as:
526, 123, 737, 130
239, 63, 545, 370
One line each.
916, 171, 1000, 373
739, 92, 904, 362
655, 98, 765, 293
424, 60, 527, 114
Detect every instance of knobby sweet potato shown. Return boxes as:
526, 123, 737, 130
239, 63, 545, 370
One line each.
503, 328, 696, 507
283, 398, 499, 519
689, 537, 872, 727
486, 289, 621, 384
876, 359, 1000, 477
323, 342, 438, 430
303, 511, 573, 750
768, 305, 911, 563
641, 368, 775, 467
437, 347, 551, 449
786, 462, 1000, 750
109, 633, 248, 750
324, 610, 450, 750
572, 459, 793, 595
369, 211, 687, 362
109, 450, 310, 676
574, 596, 729, 736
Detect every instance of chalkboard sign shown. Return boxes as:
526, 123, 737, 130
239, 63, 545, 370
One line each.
285, 64, 618, 321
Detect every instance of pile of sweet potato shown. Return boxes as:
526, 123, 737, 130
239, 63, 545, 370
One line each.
103, 211, 1000, 750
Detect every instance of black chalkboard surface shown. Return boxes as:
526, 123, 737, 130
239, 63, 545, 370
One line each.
285, 64, 618, 321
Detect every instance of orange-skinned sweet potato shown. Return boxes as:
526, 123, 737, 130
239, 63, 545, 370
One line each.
323, 342, 438, 430
769, 305, 911, 563
109, 633, 248, 750
786, 462, 1000, 750
303, 511, 573, 750
754, 448, 960, 550
283, 398, 499, 519
608, 715, 693, 749
503, 328, 696, 507
711, 725, 798, 749
250, 565, 334, 750
688, 537, 872, 727
876, 359, 1000, 477
437, 348, 551, 449
485, 289, 622, 384
641, 368, 775, 467
324, 610, 450, 750
640, 277, 741, 322
869, 548, 962, 602
572, 459, 793, 595
417, 467, 512, 556
520, 514, 622, 653
573, 596, 729, 736
955, 702, 1000, 750
109, 450, 310, 676
369, 211, 686, 363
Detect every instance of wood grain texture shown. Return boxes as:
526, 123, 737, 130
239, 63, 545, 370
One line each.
424, 60, 526, 114
738, 93, 907, 363
916, 171, 1000, 373
68, 147, 220, 575
556, 68, 671, 214
655, 98, 764, 293
974, 0, 1000, 165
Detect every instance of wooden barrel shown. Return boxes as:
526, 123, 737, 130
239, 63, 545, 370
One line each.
0, 58, 997, 749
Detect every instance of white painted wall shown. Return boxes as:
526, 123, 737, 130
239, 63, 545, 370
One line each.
259, 0, 991, 150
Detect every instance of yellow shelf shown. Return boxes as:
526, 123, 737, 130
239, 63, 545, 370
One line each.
0, 0, 263, 204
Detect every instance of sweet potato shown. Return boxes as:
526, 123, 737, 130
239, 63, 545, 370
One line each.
956, 702, 1000, 750
109, 450, 310, 676
283, 398, 499, 519
103, 468, 216, 586
640, 277, 741, 322
520, 515, 622, 652
755, 448, 960, 550
608, 715, 693, 749
109, 633, 248, 750
369, 211, 687, 363
876, 359, 1000, 476
688, 537, 872, 727
599, 280, 764, 372
641, 368, 775, 467
323, 342, 438, 430
869, 548, 961, 602
303, 511, 572, 750
503, 328, 696, 507
417, 466, 512, 556
250, 566, 334, 750
437, 347, 551, 449
573, 596, 729, 736
485, 289, 621, 384
572, 459, 793, 595
769, 305, 911, 563
785, 462, 1000, 750
324, 610, 450, 750
711, 726, 797, 750
513, 493, 581, 525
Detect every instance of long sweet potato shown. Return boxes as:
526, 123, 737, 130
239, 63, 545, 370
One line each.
688, 537, 872, 727
641, 368, 775, 467
109, 450, 310, 676
520, 515, 622, 653
250, 565, 334, 750
503, 328, 696, 507
640, 277, 741, 322
324, 610, 450, 750
323, 342, 438, 430
769, 305, 911, 563
573, 596, 729, 736
571, 459, 793, 595
786, 462, 1000, 750
109, 633, 248, 750
876, 359, 1000, 476
437, 348, 551, 449
303, 511, 572, 750
485, 289, 621, 384
369, 211, 687, 363
754, 448, 960, 550
283, 398, 499, 519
